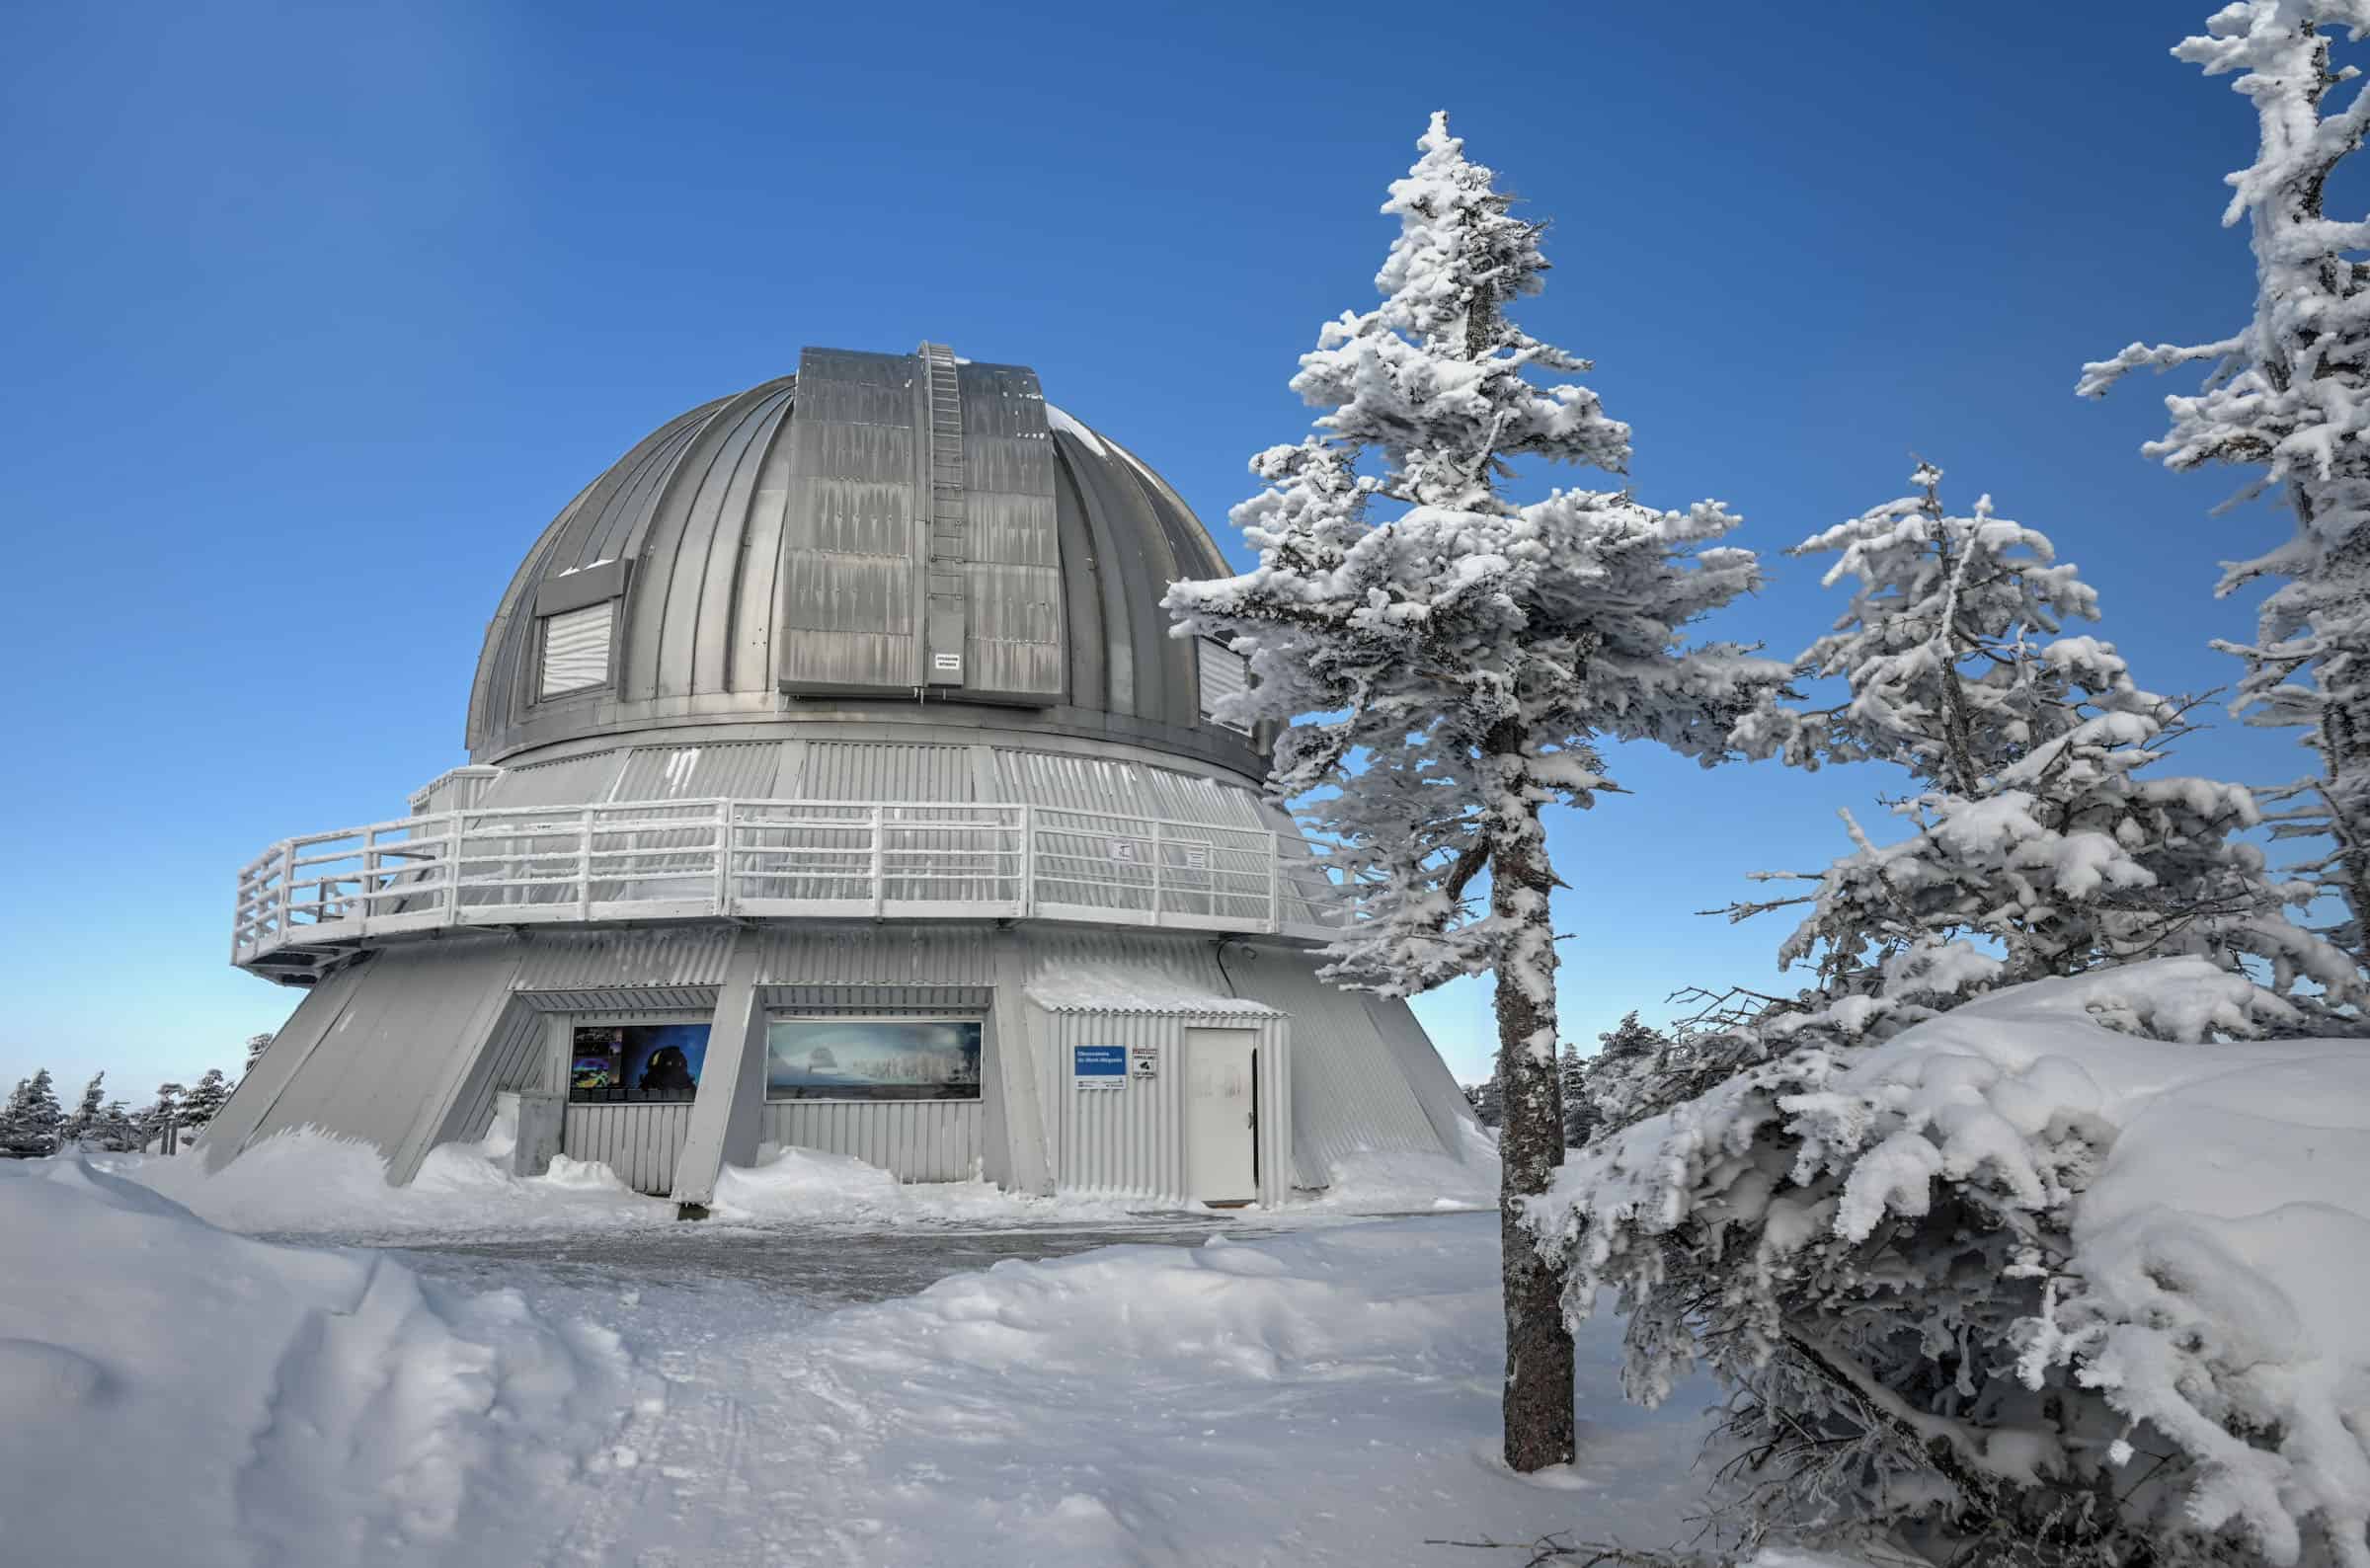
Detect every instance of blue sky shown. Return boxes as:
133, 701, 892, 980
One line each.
0, 1, 2299, 1094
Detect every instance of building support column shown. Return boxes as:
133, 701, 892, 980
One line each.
670, 927, 768, 1215
988, 929, 1054, 1195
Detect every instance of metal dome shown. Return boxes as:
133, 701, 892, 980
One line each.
465, 343, 1256, 776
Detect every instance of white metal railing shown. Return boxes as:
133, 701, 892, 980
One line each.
231, 797, 1345, 969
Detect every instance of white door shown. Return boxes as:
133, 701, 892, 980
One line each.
1183, 1027, 1257, 1205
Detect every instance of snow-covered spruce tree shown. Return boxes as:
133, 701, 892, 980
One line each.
1527, 467, 2357, 1561
2080, 1, 2370, 972
179, 1068, 232, 1137
1556, 1041, 1591, 1146
5, 1069, 64, 1154
61, 1072, 106, 1147
244, 1032, 274, 1073
1728, 463, 2357, 1038
1164, 112, 1782, 1471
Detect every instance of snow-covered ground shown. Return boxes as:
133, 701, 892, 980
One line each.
1, 1149, 1718, 1567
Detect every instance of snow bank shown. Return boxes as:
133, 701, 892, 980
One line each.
1540, 958, 2370, 1566
710, 1141, 1146, 1224
0, 1156, 634, 1567
118, 1124, 670, 1236
1307, 1119, 1501, 1213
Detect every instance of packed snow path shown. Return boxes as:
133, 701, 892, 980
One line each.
505, 1213, 1724, 1566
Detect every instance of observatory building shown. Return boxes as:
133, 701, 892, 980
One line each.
210, 344, 1476, 1211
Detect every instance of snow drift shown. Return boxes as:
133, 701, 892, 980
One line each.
1534, 958, 2370, 1567
0, 1156, 635, 1566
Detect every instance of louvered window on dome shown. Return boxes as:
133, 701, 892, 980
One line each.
538, 601, 614, 699
1197, 639, 1251, 734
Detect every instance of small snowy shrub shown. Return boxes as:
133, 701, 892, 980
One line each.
1529, 962, 2361, 1568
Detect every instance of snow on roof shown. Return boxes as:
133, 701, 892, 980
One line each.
1043, 403, 1108, 457
1023, 966, 1278, 1017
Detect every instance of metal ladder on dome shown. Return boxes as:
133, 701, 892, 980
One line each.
917, 342, 967, 687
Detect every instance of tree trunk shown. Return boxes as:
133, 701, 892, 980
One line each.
1489, 793, 1574, 1472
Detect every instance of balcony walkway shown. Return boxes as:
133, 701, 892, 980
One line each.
234, 798, 1344, 983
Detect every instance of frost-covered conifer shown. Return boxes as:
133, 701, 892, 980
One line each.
61, 1072, 106, 1147
180, 1068, 232, 1136
1731, 464, 2356, 1037
4, 1069, 64, 1154
1556, 1042, 1591, 1146
2080, 2, 2370, 967
245, 1032, 274, 1073
1165, 113, 1783, 1469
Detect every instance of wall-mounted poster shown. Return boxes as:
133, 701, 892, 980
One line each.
569, 1023, 710, 1103
764, 1018, 983, 1101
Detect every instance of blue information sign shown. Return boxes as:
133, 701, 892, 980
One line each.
1072, 1045, 1126, 1077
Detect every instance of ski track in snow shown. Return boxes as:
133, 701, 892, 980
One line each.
499, 1215, 1722, 1567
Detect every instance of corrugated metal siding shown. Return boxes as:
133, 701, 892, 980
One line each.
562, 1102, 691, 1194
475, 750, 628, 809
747, 924, 996, 987
802, 740, 976, 802
512, 927, 740, 988
755, 1101, 984, 1183
1015, 927, 1456, 1190
430, 998, 550, 1148
778, 348, 920, 690
609, 741, 787, 803
1035, 1006, 1289, 1207
1224, 950, 1453, 1188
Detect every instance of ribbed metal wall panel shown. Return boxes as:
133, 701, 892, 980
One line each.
519, 986, 720, 1013
609, 741, 788, 802
511, 927, 741, 988
745, 924, 996, 986
475, 750, 627, 809
755, 1100, 984, 1183
988, 747, 1262, 826
1224, 950, 1453, 1188
431, 998, 550, 1147
202, 960, 370, 1168
562, 1102, 691, 1195
1035, 1007, 1288, 1207
1013, 927, 1457, 1190
802, 741, 976, 802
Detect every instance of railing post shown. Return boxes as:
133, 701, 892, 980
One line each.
1017, 804, 1034, 918
714, 800, 733, 918
276, 841, 295, 941
1268, 831, 1283, 934
1150, 821, 1164, 923
443, 811, 462, 927
870, 805, 887, 917
580, 806, 595, 920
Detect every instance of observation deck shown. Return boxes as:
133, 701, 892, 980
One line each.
232, 797, 1344, 984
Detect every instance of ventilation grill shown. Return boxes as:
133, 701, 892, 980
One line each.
539, 602, 614, 698
1197, 640, 1251, 733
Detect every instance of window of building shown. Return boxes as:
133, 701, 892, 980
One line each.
538, 601, 614, 700
1197, 639, 1251, 734
568, 1022, 708, 1103
763, 1018, 983, 1102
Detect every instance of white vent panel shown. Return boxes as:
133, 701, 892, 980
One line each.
539, 601, 614, 698
1197, 640, 1250, 734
